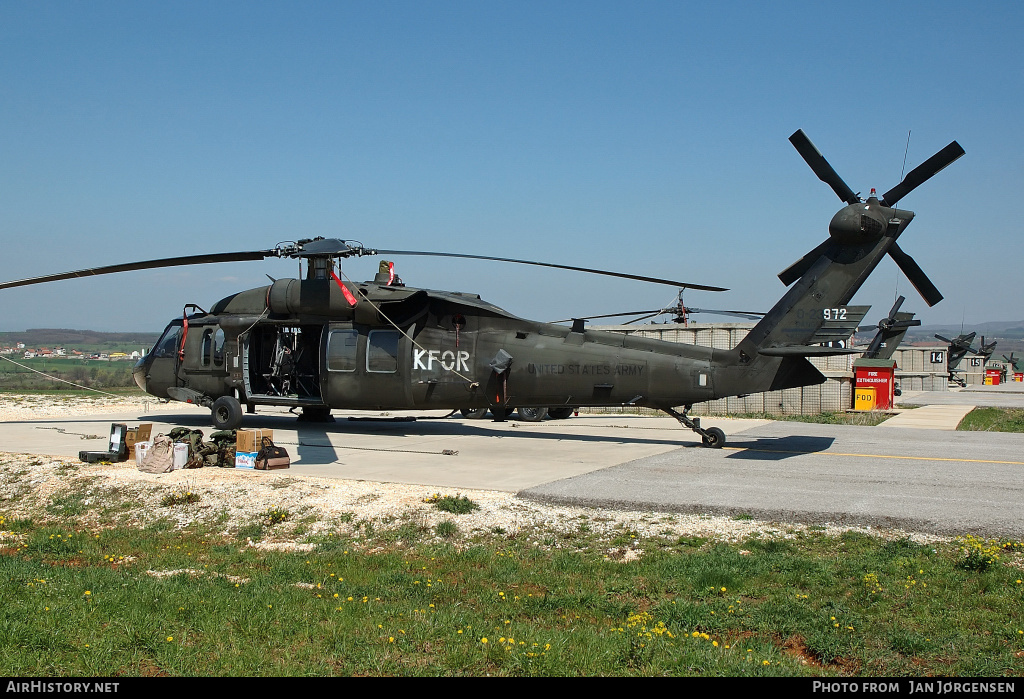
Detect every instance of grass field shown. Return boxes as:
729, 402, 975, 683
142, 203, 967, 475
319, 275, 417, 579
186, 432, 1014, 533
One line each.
3, 393, 1024, 676
958, 407, 1024, 433
2, 507, 1022, 676
0, 357, 138, 391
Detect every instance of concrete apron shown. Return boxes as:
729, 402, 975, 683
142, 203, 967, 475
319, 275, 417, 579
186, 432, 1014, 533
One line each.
1, 406, 771, 492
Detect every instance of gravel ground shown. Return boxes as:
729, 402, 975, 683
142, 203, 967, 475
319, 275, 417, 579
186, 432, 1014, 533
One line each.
0, 393, 951, 554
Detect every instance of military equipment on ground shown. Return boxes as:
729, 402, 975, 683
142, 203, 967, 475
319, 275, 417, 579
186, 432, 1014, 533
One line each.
1, 130, 963, 447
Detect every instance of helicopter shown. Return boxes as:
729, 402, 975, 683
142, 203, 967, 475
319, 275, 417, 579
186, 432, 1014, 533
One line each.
935, 331, 995, 386
0, 129, 964, 448
551, 289, 766, 326
857, 295, 920, 361
976, 336, 998, 363
1003, 352, 1021, 373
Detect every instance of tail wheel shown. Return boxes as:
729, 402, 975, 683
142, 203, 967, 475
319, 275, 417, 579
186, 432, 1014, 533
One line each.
211, 396, 243, 431
517, 407, 548, 422
702, 427, 726, 449
460, 408, 489, 419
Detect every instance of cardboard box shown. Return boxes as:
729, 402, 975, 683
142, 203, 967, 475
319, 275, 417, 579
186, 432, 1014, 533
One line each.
125, 424, 153, 458
236, 429, 274, 454
236, 429, 274, 469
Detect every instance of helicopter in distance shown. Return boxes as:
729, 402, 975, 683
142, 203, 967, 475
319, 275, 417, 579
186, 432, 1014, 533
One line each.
936, 332, 996, 386
551, 288, 766, 327
856, 295, 921, 361
0, 130, 964, 448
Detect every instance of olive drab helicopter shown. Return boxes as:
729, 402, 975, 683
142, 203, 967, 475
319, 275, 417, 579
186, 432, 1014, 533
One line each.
0, 130, 964, 448
856, 295, 921, 360
935, 331, 996, 386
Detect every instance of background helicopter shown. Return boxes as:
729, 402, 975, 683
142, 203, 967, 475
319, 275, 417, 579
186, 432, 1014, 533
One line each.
551, 289, 765, 327
0, 129, 964, 448
856, 295, 921, 360
935, 331, 996, 386
1003, 352, 1021, 373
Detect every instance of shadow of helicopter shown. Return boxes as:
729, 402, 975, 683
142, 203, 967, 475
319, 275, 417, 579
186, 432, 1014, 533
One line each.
720, 435, 836, 460
62, 408, 836, 464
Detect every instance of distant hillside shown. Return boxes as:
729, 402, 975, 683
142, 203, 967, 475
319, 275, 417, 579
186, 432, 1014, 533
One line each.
899, 321, 1024, 353
0, 328, 160, 350
909, 321, 1024, 340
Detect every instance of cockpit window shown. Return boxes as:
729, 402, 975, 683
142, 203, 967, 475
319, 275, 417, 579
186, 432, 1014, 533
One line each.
152, 323, 182, 359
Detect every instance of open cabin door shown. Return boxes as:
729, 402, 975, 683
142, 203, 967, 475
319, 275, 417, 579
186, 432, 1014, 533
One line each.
242, 323, 327, 407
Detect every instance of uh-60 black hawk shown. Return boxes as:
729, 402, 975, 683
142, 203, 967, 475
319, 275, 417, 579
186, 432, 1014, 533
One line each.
1, 130, 964, 448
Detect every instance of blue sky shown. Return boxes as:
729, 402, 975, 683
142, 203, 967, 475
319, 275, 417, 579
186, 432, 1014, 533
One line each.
1, 1, 1020, 332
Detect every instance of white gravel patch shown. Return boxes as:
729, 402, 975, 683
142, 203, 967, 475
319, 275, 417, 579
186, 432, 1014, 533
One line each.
0, 393, 193, 421
0, 393, 951, 554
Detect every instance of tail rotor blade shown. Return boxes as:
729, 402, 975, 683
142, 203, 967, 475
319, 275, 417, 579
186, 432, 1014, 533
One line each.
789, 130, 859, 205
887, 295, 906, 319
888, 242, 943, 307
880, 141, 965, 207
778, 238, 833, 286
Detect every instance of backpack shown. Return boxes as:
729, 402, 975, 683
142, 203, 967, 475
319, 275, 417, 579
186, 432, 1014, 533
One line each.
139, 435, 175, 474
170, 427, 215, 468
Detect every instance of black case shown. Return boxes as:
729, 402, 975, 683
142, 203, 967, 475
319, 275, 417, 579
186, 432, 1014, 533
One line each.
79, 423, 129, 463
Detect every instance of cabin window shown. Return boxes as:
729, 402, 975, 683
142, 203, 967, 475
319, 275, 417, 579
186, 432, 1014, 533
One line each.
201, 329, 214, 366
213, 328, 226, 366
327, 329, 358, 372
367, 330, 400, 373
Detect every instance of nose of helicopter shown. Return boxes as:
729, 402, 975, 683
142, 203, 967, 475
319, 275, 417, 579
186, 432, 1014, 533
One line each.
132, 356, 148, 392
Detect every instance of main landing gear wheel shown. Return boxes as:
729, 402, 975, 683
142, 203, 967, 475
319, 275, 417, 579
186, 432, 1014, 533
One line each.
517, 406, 548, 422
701, 427, 726, 449
460, 408, 489, 419
663, 405, 726, 449
211, 396, 243, 431
547, 407, 575, 420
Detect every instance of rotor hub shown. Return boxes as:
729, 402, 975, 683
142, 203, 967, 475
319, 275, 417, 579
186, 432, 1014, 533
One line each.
828, 200, 888, 246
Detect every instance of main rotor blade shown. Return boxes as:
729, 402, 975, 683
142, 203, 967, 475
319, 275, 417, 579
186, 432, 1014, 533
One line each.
687, 308, 765, 320
887, 242, 943, 307
551, 309, 667, 323
374, 249, 728, 291
0, 250, 276, 290
789, 130, 859, 205
880, 141, 965, 207
624, 311, 669, 325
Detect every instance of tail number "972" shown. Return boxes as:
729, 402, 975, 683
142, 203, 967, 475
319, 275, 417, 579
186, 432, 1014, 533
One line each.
823, 307, 847, 320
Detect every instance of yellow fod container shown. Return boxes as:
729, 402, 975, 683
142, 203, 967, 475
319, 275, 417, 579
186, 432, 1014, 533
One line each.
854, 386, 876, 411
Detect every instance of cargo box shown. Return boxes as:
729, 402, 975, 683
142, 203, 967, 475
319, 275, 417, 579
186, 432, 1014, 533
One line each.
236, 429, 274, 454
125, 423, 153, 458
